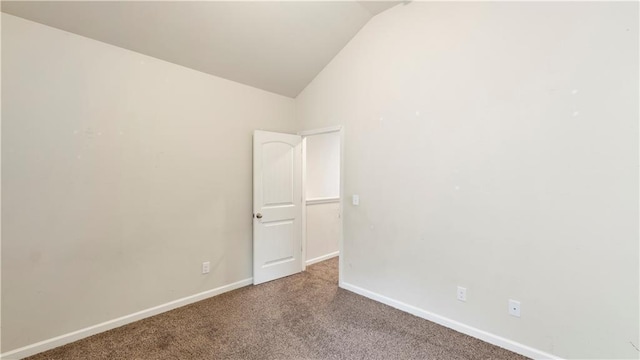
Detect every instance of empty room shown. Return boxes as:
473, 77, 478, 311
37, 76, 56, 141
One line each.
1, 1, 638, 359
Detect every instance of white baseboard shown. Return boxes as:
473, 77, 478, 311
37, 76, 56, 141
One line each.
2, 276, 560, 360
306, 251, 339, 266
340, 282, 562, 360
1, 278, 253, 360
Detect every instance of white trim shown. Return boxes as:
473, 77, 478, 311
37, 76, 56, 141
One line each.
306, 196, 340, 205
298, 125, 342, 136
301, 136, 308, 272
305, 251, 339, 266
0, 278, 253, 360
337, 127, 345, 286
340, 282, 563, 360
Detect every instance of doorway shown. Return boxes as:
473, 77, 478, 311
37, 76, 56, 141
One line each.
252, 127, 343, 285
300, 126, 343, 284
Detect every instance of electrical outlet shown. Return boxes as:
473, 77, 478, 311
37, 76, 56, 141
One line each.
457, 286, 467, 302
202, 261, 210, 274
508, 299, 521, 317
352, 194, 360, 206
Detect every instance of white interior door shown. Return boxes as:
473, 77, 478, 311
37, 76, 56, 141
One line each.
253, 130, 302, 285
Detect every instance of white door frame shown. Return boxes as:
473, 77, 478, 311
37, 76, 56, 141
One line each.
298, 125, 344, 286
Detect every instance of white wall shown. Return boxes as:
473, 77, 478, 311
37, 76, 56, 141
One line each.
296, 2, 639, 359
305, 202, 340, 263
305, 132, 340, 200
1, 13, 295, 353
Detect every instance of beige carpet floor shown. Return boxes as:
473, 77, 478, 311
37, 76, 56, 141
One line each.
27, 258, 528, 359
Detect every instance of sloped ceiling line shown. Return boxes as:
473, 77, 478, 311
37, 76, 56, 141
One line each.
2, 1, 400, 97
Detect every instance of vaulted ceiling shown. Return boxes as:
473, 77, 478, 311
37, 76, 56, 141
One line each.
2, 1, 400, 97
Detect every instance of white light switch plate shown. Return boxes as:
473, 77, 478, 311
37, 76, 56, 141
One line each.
352, 195, 360, 206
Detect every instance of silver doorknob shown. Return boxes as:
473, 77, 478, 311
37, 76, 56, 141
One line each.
256, 213, 263, 219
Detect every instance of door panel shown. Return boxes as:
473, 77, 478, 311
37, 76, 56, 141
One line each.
253, 131, 302, 285
262, 220, 295, 266
262, 142, 294, 205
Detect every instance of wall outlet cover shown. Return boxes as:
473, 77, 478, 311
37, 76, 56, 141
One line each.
202, 261, 211, 274
457, 286, 467, 302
